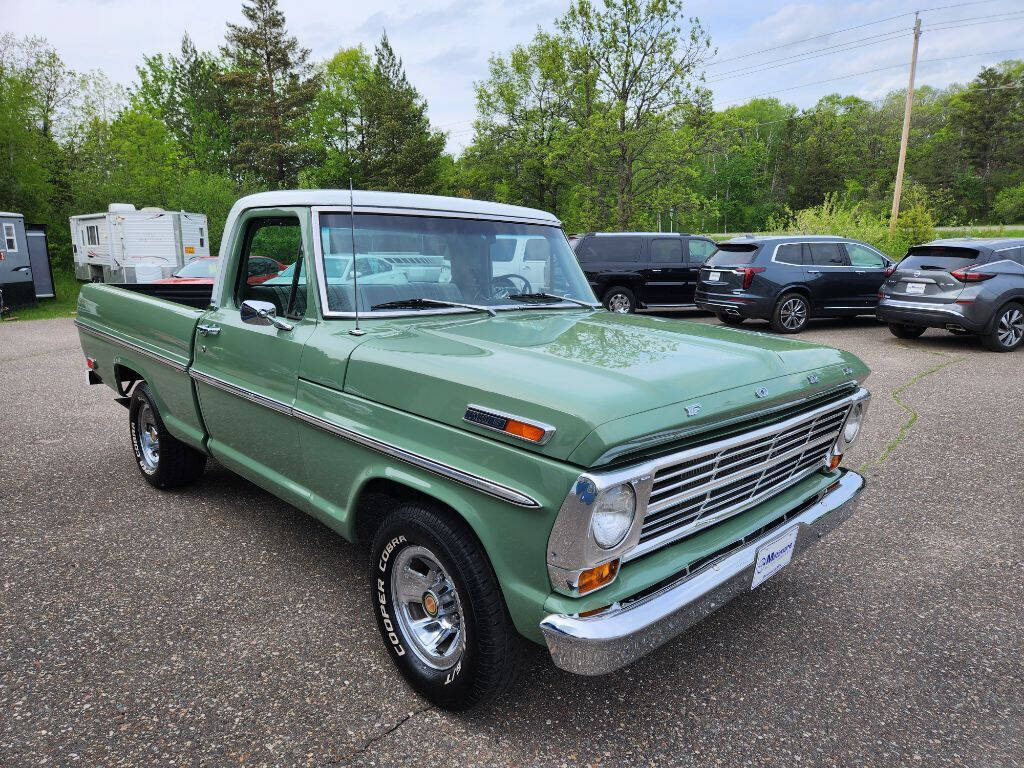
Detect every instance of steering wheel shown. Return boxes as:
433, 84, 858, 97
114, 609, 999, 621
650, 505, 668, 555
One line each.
490, 274, 532, 300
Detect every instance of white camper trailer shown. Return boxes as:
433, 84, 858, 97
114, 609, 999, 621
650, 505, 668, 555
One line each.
70, 204, 210, 283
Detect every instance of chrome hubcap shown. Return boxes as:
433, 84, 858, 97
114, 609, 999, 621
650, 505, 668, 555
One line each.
608, 293, 631, 313
997, 308, 1024, 347
390, 545, 465, 670
780, 297, 807, 330
136, 402, 159, 471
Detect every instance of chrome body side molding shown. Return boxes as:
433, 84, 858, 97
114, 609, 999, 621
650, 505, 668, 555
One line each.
74, 319, 188, 372
188, 369, 541, 508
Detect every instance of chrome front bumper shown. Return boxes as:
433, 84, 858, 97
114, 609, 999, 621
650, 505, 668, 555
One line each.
540, 469, 864, 675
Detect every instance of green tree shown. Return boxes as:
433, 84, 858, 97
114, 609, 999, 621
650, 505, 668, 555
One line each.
558, 0, 712, 229
135, 35, 231, 175
356, 34, 447, 193
219, 0, 319, 187
299, 46, 373, 189
462, 31, 574, 214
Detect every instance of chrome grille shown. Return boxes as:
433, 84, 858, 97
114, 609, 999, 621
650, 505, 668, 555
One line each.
626, 402, 851, 561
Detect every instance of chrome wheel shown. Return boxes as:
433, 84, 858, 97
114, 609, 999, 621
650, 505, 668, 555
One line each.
390, 545, 465, 670
608, 293, 632, 313
996, 308, 1024, 348
780, 297, 808, 330
135, 401, 160, 472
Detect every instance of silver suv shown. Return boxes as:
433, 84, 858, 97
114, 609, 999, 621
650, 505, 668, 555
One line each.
877, 238, 1024, 352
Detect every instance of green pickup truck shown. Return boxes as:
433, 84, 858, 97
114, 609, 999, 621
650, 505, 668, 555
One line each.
76, 191, 871, 709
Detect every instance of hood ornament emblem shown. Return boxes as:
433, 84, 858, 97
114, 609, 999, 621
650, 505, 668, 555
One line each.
807, 373, 820, 384
685, 403, 702, 417
754, 387, 769, 399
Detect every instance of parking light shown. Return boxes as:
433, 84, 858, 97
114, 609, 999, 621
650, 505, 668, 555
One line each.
577, 560, 619, 595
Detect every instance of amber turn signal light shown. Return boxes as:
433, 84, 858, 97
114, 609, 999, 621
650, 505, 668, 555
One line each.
829, 454, 843, 470
504, 419, 546, 443
577, 559, 619, 594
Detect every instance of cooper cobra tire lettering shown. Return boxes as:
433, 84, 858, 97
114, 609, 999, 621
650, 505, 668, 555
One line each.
377, 576, 406, 656
369, 503, 521, 710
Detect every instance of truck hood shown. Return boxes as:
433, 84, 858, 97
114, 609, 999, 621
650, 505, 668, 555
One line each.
343, 310, 867, 466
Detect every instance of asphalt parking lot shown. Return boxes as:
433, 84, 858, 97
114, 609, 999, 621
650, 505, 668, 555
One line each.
1, 314, 1022, 767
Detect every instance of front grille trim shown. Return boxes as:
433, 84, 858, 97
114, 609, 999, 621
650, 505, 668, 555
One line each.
621, 395, 857, 563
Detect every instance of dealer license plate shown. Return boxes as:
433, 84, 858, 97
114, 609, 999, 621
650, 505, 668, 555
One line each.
751, 527, 799, 589
904, 282, 926, 295
708, 271, 721, 282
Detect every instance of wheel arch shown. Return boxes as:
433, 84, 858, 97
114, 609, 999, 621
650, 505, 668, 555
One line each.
344, 467, 555, 643
983, 294, 1024, 333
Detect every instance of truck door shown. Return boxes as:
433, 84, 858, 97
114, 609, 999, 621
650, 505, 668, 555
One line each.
190, 213, 317, 508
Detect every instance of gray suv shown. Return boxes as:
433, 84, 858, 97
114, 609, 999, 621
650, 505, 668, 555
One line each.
877, 238, 1024, 352
694, 235, 893, 333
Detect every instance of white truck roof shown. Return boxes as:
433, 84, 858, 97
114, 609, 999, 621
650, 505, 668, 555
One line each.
230, 190, 561, 226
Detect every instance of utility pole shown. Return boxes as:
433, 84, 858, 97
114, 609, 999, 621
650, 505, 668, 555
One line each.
889, 13, 922, 234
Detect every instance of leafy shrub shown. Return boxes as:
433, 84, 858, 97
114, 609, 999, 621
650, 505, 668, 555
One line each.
993, 182, 1024, 224
765, 193, 936, 259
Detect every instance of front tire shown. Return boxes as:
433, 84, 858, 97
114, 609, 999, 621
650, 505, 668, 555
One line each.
129, 383, 207, 488
603, 286, 635, 314
888, 322, 926, 339
370, 502, 521, 710
770, 293, 809, 333
982, 303, 1024, 352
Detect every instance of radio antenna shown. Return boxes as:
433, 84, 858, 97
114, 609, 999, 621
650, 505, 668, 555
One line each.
347, 179, 365, 336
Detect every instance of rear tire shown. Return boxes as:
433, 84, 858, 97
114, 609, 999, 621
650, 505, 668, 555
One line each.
888, 323, 926, 340
982, 303, 1024, 352
603, 286, 635, 314
129, 383, 207, 489
770, 293, 809, 333
370, 501, 521, 710
715, 311, 745, 326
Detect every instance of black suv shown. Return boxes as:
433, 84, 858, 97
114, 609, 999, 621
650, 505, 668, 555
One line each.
694, 235, 894, 333
877, 238, 1024, 352
571, 232, 718, 313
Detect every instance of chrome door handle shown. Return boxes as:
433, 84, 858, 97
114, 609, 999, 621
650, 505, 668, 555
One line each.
651, 269, 663, 272
197, 324, 221, 336
855, 270, 866, 274
807, 269, 821, 274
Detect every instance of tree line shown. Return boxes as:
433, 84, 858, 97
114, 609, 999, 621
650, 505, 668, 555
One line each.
1, 0, 1023, 272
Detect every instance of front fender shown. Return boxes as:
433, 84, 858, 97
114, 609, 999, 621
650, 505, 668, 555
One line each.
293, 377, 580, 643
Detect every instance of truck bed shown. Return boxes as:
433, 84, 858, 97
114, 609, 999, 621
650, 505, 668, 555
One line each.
105, 282, 214, 310
75, 282, 208, 450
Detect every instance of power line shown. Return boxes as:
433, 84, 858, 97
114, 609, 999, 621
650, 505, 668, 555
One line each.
705, 11, 913, 68
704, 0, 1004, 69
706, 30, 912, 83
721, 47, 1024, 106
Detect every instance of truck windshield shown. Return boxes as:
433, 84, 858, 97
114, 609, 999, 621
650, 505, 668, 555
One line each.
316, 212, 595, 315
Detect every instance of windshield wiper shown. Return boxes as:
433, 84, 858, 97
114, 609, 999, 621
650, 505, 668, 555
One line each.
506, 292, 600, 309
369, 298, 497, 317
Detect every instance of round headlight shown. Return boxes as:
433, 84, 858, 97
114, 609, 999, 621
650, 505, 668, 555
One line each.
843, 404, 864, 444
590, 483, 636, 549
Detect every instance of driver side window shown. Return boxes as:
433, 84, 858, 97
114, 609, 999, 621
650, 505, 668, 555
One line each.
236, 217, 306, 319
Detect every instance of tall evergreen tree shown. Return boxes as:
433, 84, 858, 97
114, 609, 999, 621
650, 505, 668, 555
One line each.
219, 0, 318, 188
357, 33, 446, 193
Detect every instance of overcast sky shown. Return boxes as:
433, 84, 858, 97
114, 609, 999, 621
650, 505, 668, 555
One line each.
7, 0, 1024, 152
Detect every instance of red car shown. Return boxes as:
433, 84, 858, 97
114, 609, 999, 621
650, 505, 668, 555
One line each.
153, 256, 285, 285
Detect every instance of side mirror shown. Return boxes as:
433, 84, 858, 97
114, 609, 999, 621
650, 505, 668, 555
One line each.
241, 299, 293, 331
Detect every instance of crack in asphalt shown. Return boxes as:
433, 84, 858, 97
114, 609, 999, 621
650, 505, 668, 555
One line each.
858, 350, 964, 474
333, 705, 433, 766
